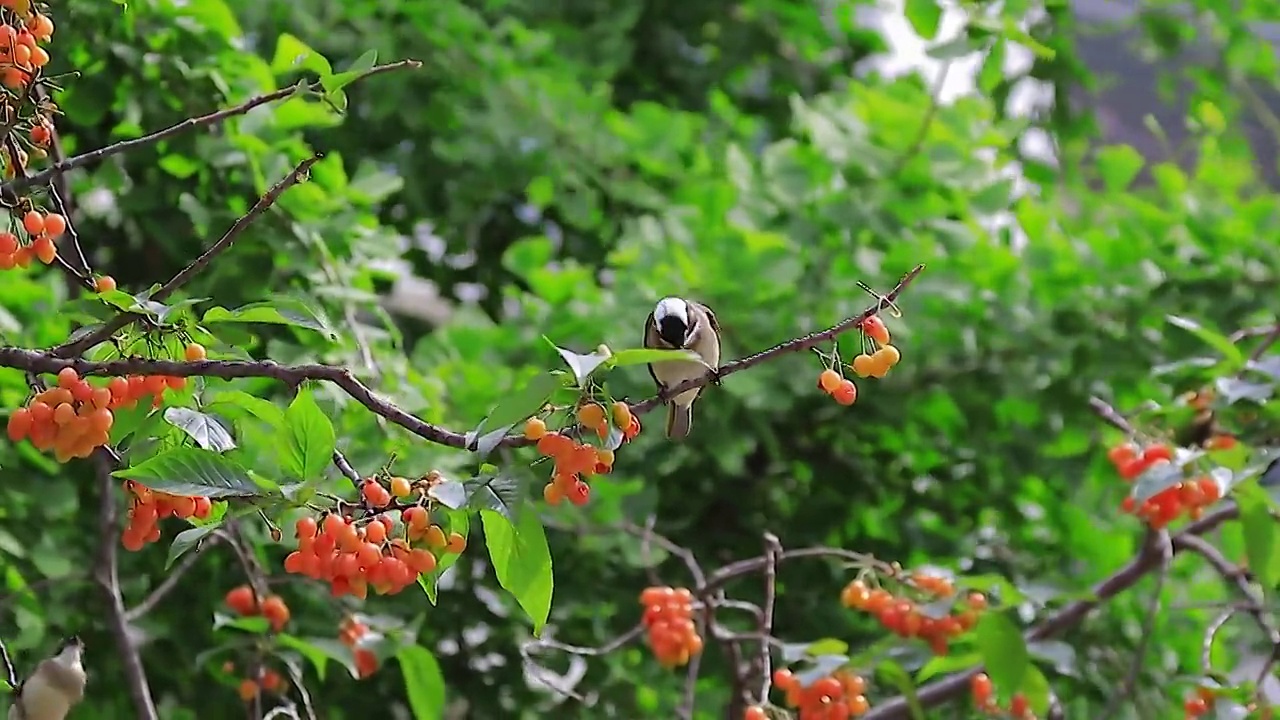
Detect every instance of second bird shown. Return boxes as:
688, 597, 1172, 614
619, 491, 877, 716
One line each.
643, 297, 722, 439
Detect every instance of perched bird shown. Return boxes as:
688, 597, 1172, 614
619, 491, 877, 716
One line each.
8, 636, 86, 720
643, 297, 722, 439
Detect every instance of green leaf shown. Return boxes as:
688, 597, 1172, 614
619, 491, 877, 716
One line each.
321, 49, 378, 95
926, 35, 984, 60
606, 347, 707, 369
904, 0, 942, 39
109, 401, 157, 445
163, 407, 236, 452
526, 176, 554, 208
396, 645, 446, 720
877, 660, 925, 720
806, 638, 849, 657
276, 635, 354, 681
551, 343, 611, 384
1095, 144, 1145, 192
977, 40, 1005, 93
975, 612, 1029, 697
481, 506, 554, 633
1167, 315, 1245, 367
917, 652, 981, 682
794, 654, 849, 687
471, 372, 569, 439
427, 479, 467, 509
113, 448, 261, 498
213, 613, 271, 634
202, 299, 337, 340
270, 33, 333, 77
1216, 377, 1274, 405
206, 390, 285, 429
280, 389, 336, 481
465, 473, 521, 519
166, 523, 220, 569
1238, 483, 1278, 593
1131, 460, 1185, 504
1019, 664, 1053, 715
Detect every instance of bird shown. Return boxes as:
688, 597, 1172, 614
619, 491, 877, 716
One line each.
8, 636, 86, 720
643, 296, 722, 439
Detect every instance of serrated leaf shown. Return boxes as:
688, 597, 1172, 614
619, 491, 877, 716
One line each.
166, 523, 220, 569
551, 344, 611, 384
1167, 315, 1245, 366
202, 299, 337, 340
481, 507, 553, 633
427, 479, 467, 509
466, 474, 521, 519
396, 645, 446, 720
163, 407, 236, 452
975, 612, 1028, 698
877, 660, 925, 720
472, 372, 569, 438
113, 448, 261, 498
109, 401, 157, 444
1238, 483, 1277, 593
280, 389, 336, 481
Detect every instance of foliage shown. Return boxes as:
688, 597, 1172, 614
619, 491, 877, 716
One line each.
0, 0, 1278, 719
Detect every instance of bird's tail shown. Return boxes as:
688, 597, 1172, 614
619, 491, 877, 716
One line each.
666, 402, 693, 439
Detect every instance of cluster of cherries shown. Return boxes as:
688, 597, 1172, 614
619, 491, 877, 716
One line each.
524, 399, 641, 506
6, 361, 193, 462
121, 479, 214, 550
971, 673, 1034, 718
338, 615, 380, 679
282, 474, 466, 599
816, 315, 903, 406
224, 584, 292, 632
226, 663, 286, 702
840, 573, 987, 656
1107, 441, 1224, 528
849, 315, 902, 379
751, 669, 871, 719
0, 11, 52, 93
639, 586, 703, 668
0, 210, 65, 269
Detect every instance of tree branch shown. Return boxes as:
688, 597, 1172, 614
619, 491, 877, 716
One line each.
92, 452, 159, 720
51, 154, 323, 358
0, 61, 421, 197
862, 505, 1238, 719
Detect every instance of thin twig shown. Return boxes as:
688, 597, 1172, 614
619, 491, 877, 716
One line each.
0, 636, 17, 688
1098, 529, 1172, 720
51, 154, 323, 358
1202, 609, 1237, 675
756, 534, 782, 702
124, 533, 222, 622
92, 452, 159, 720
521, 624, 645, 659
862, 505, 1237, 719
0, 61, 422, 196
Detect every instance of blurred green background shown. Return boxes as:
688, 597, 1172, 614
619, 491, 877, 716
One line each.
2, 0, 1280, 717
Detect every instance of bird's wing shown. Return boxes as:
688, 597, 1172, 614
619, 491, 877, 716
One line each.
643, 311, 664, 391
692, 301, 722, 364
